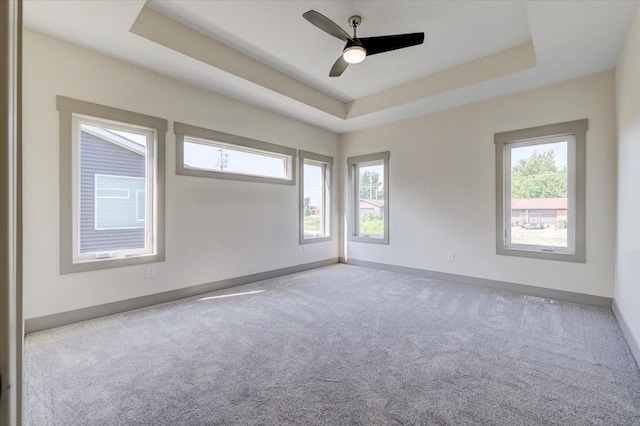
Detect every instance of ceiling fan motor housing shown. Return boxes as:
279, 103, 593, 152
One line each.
345, 38, 364, 48
349, 15, 362, 29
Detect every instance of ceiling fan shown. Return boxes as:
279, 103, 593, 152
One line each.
302, 10, 425, 77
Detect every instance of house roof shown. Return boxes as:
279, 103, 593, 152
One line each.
360, 199, 385, 209
82, 125, 146, 156
511, 198, 567, 210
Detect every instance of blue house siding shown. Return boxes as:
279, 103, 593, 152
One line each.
80, 131, 146, 253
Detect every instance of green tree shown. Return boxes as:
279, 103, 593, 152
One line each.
359, 171, 383, 200
511, 150, 567, 199
303, 197, 311, 216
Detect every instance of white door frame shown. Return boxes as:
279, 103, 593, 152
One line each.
0, 0, 23, 425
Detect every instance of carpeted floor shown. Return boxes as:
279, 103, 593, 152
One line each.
24, 264, 640, 425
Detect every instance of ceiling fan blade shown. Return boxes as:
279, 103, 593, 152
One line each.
360, 33, 425, 56
303, 10, 352, 42
329, 56, 349, 77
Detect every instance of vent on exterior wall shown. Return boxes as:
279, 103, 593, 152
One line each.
523, 295, 554, 303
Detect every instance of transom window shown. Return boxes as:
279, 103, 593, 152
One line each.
299, 151, 333, 244
175, 122, 296, 185
495, 120, 587, 262
183, 137, 290, 180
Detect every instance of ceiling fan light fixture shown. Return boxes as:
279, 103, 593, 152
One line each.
303, 10, 424, 76
342, 46, 366, 64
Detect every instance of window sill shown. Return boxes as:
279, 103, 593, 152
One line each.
497, 246, 584, 263
62, 252, 164, 274
349, 235, 389, 245
300, 235, 332, 245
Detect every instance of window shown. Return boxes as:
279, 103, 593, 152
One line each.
347, 152, 390, 244
299, 151, 333, 244
495, 119, 587, 262
174, 122, 296, 185
57, 96, 166, 273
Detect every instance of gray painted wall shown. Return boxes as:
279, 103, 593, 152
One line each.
80, 131, 145, 253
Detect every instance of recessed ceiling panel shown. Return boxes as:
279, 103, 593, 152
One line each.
148, 0, 532, 101
23, 0, 639, 133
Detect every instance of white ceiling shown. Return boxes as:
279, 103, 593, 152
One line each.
23, 1, 639, 133
149, 1, 533, 101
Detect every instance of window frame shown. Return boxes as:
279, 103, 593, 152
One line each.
57, 96, 167, 274
495, 119, 587, 263
174, 122, 296, 185
299, 150, 333, 244
74, 117, 154, 259
347, 151, 390, 244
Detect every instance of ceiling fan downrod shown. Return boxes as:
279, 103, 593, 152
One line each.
349, 15, 362, 38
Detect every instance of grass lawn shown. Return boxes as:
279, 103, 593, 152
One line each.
304, 215, 321, 233
511, 226, 567, 247
359, 216, 384, 235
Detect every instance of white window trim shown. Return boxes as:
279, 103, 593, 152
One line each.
57, 96, 167, 274
504, 135, 576, 254
93, 174, 145, 231
347, 151, 390, 245
495, 119, 587, 263
299, 150, 333, 244
135, 190, 145, 222
73, 117, 154, 260
174, 122, 296, 186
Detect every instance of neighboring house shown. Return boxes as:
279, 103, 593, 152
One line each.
359, 199, 384, 217
80, 126, 146, 254
511, 198, 568, 227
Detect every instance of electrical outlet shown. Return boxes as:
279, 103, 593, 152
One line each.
302, 246, 308, 254
146, 265, 156, 278
447, 252, 455, 262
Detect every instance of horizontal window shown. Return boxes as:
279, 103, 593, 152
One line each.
183, 138, 289, 180
175, 122, 296, 185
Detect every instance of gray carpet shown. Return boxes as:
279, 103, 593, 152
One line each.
24, 264, 640, 425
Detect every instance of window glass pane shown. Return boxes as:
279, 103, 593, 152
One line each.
509, 140, 568, 248
79, 123, 148, 254
183, 139, 288, 180
96, 188, 128, 198
136, 190, 146, 222
358, 162, 385, 236
303, 162, 324, 237
95, 175, 145, 229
